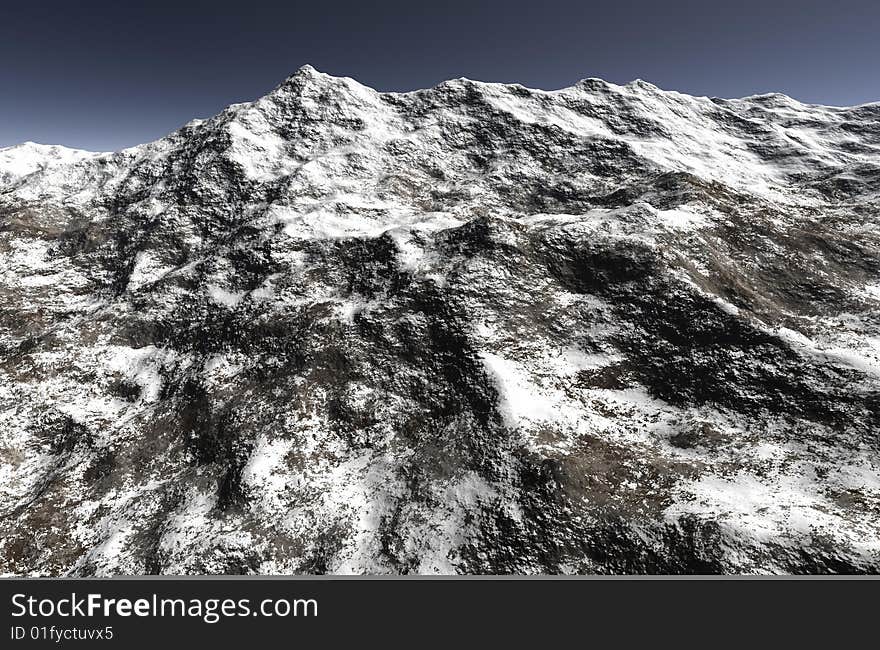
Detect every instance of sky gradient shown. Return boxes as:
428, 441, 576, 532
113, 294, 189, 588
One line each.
2, 0, 879, 151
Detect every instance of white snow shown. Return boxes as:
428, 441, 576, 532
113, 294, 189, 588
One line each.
127, 251, 175, 292
774, 325, 880, 378
102, 344, 175, 402
207, 284, 246, 307
667, 467, 880, 562
480, 352, 566, 428
0, 142, 102, 181
653, 205, 708, 231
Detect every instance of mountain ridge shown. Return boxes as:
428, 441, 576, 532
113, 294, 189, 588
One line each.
4, 65, 879, 157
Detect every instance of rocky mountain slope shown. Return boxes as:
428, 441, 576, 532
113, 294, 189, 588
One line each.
1, 66, 879, 574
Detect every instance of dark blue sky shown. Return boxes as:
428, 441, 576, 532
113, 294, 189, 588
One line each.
2, 0, 879, 150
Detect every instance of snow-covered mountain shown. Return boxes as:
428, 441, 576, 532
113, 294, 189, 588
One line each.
1, 65, 878, 575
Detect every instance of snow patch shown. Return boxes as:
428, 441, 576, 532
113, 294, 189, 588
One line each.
207, 284, 246, 307
103, 345, 175, 402
480, 351, 566, 428
127, 251, 174, 292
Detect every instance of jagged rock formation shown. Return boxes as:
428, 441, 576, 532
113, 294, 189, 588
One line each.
1, 66, 878, 575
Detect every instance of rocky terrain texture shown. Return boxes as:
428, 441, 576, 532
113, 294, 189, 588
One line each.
1, 66, 879, 575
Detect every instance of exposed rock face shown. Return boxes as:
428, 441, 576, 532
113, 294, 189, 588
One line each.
1, 66, 878, 575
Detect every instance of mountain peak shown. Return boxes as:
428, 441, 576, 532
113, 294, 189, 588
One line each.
291, 63, 321, 78
278, 64, 337, 88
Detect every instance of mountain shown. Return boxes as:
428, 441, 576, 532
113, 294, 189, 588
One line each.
1, 65, 878, 575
